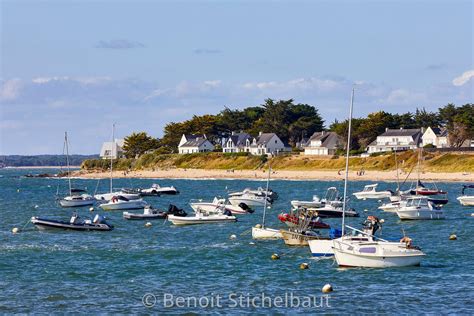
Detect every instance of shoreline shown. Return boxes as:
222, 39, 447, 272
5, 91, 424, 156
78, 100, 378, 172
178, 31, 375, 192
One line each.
3, 166, 80, 169
72, 168, 474, 182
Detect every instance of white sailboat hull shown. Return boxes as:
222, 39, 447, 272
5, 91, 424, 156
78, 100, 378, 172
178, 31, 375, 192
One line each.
457, 196, 474, 206
99, 199, 148, 210
251, 227, 283, 239
94, 192, 140, 201
333, 241, 424, 268
59, 198, 95, 207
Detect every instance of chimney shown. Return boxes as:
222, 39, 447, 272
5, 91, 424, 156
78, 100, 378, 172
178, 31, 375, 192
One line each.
400, 127, 403, 130
385, 127, 388, 132
231, 131, 236, 135
259, 131, 263, 136
421, 127, 425, 134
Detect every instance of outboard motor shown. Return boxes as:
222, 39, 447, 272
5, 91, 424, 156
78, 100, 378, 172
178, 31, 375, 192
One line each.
93, 214, 106, 224
223, 209, 233, 216
168, 204, 187, 217
238, 203, 254, 214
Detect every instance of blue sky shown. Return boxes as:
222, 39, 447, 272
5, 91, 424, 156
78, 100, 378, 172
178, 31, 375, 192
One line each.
1, 0, 472, 154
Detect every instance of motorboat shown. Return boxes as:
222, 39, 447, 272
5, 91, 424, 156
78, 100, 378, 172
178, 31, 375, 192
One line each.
277, 211, 330, 229
291, 187, 344, 209
396, 196, 445, 220
190, 197, 254, 215
31, 213, 113, 231
94, 191, 141, 201
251, 224, 283, 239
167, 207, 236, 226
99, 195, 148, 211
308, 204, 359, 218
59, 190, 96, 207
353, 184, 392, 200
378, 200, 407, 213
229, 187, 278, 201
228, 193, 271, 208
123, 204, 187, 220
291, 195, 323, 209
123, 183, 179, 196
457, 184, 474, 206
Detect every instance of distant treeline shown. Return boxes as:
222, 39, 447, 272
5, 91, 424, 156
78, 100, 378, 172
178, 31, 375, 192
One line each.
0, 155, 99, 167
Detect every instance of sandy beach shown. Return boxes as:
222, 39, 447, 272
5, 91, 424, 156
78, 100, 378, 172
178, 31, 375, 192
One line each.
71, 168, 474, 182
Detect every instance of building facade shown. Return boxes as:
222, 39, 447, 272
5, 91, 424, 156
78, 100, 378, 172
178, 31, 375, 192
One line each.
367, 128, 422, 153
304, 131, 341, 156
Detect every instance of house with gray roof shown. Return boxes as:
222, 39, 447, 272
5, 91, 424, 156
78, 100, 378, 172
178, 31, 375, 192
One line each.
222, 132, 252, 153
367, 128, 422, 153
178, 134, 214, 154
304, 131, 341, 156
422, 127, 449, 148
248, 132, 289, 156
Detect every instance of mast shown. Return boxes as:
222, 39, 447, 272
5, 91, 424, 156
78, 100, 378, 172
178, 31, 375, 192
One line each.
261, 165, 271, 228
65, 132, 72, 196
110, 123, 115, 193
341, 88, 354, 237
394, 149, 400, 193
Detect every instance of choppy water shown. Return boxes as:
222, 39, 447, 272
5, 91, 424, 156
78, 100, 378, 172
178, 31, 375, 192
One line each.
1, 168, 473, 314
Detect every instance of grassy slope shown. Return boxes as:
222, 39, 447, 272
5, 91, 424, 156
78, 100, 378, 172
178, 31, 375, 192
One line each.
81, 151, 474, 173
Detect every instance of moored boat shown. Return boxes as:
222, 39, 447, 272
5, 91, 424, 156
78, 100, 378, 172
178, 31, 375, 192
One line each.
396, 196, 445, 220
123, 204, 187, 220
353, 184, 392, 200
31, 213, 113, 231
457, 184, 474, 206
99, 195, 148, 210
167, 207, 236, 226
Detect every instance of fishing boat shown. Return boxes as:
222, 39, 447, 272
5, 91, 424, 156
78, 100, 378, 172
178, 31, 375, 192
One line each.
251, 167, 283, 239
228, 193, 271, 208
396, 196, 445, 220
123, 204, 187, 220
31, 213, 113, 231
331, 89, 426, 268
280, 229, 321, 247
353, 184, 392, 200
277, 210, 330, 229
167, 207, 236, 225
99, 195, 148, 211
457, 184, 474, 206
190, 197, 253, 215
57, 132, 96, 207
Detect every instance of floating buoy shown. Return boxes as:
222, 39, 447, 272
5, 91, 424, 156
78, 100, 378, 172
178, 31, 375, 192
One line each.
255, 224, 262, 229
249, 242, 255, 245
12, 227, 19, 234
145, 222, 152, 228
471, 213, 474, 217
378, 200, 382, 203
271, 253, 280, 260
364, 209, 368, 212
17, 189, 20, 192
322, 284, 333, 293
299, 263, 309, 270
229, 234, 237, 240
449, 234, 457, 240
380, 219, 385, 224
89, 207, 94, 212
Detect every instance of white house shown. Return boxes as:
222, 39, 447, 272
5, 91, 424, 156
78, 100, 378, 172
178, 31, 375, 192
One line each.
248, 132, 289, 156
100, 139, 125, 159
178, 134, 214, 154
222, 132, 252, 153
304, 131, 341, 156
367, 128, 422, 154
422, 127, 449, 148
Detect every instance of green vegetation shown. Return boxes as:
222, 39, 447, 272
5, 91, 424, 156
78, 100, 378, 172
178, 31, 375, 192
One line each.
81, 151, 474, 173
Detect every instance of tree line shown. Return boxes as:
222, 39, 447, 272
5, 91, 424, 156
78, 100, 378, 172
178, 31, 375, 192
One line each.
122, 100, 474, 158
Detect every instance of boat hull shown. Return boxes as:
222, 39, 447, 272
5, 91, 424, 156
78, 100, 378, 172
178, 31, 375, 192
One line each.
31, 217, 113, 231
228, 197, 268, 207
333, 248, 423, 268
353, 192, 392, 200
59, 198, 95, 207
251, 227, 283, 239
123, 212, 167, 220
99, 200, 148, 210
190, 203, 249, 215
307, 238, 334, 257
94, 192, 141, 201
396, 208, 445, 220
457, 196, 474, 206
168, 215, 236, 225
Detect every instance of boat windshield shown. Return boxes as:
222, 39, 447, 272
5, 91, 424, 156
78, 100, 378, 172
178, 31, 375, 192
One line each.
406, 198, 429, 207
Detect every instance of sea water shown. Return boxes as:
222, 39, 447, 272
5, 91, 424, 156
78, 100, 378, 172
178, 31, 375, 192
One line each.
1, 168, 473, 314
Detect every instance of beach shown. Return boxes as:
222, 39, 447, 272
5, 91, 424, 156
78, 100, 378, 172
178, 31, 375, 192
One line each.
72, 168, 474, 182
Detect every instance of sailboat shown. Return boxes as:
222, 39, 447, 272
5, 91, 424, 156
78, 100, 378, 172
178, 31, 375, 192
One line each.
94, 124, 141, 202
330, 88, 425, 268
251, 166, 283, 239
58, 132, 95, 207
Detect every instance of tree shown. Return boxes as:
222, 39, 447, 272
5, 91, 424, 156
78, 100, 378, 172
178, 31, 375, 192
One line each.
123, 132, 160, 158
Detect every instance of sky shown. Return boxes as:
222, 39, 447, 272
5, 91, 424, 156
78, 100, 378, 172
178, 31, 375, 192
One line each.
0, 0, 473, 154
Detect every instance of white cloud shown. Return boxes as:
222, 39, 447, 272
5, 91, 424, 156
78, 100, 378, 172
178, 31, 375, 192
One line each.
381, 89, 426, 105
32, 76, 112, 85
0, 79, 22, 101
452, 69, 474, 86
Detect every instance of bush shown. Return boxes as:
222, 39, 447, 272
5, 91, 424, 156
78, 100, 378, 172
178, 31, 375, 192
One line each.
423, 143, 436, 148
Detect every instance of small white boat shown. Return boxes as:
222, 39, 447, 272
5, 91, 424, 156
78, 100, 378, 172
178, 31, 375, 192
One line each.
251, 225, 283, 239
94, 191, 141, 201
353, 184, 392, 200
59, 193, 96, 207
140, 183, 179, 195
99, 196, 148, 211
168, 207, 236, 225
396, 196, 445, 220
457, 185, 474, 206
228, 193, 271, 208
291, 195, 323, 209
190, 197, 253, 215
229, 187, 277, 200
333, 227, 425, 268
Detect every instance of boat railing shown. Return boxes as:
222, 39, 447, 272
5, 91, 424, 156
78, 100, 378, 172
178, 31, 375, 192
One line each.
345, 225, 389, 242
